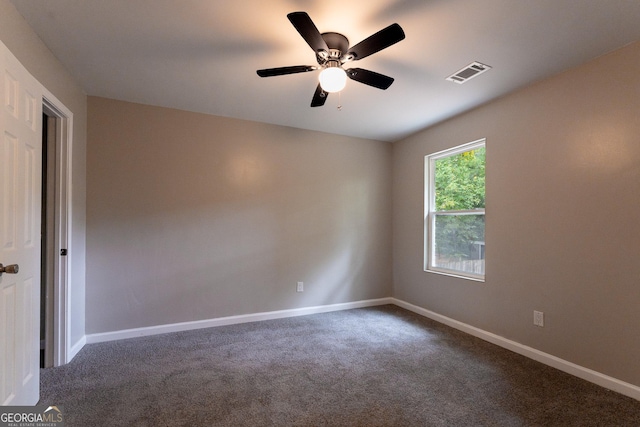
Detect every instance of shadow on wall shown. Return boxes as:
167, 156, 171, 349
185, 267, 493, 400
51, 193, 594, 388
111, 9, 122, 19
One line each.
304, 178, 374, 306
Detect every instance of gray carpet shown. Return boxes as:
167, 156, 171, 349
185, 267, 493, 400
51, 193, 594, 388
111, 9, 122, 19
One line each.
39, 305, 640, 426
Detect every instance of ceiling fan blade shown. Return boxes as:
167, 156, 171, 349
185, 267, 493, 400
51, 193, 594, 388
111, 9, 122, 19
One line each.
346, 68, 395, 90
346, 23, 405, 61
287, 12, 329, 54
311, 84, 328, 107
257, 65, 316, 77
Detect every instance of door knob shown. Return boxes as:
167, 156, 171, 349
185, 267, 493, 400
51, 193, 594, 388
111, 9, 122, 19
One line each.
0, 263, 19, 276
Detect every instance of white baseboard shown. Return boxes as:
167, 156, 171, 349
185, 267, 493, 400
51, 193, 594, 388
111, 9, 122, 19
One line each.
86, 297, 393, 344
67, 335, 86, 363
81, 296, 640, 401
391, 298, 640, 402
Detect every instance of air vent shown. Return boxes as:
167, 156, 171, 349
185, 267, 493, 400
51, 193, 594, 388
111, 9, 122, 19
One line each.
446, 61, 492, 84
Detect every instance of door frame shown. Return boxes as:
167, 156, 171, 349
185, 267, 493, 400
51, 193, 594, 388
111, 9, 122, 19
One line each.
42, 92, 72, 366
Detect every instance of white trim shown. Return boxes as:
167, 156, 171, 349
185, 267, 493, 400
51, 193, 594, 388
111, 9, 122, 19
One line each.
392, 298, 640, 402
425, 268, 484, 282
80, 296, 640, 401
427, 138, 486, 160
86, 298, 393, 344
41, 91, 73, 366
68, 335, 86, 361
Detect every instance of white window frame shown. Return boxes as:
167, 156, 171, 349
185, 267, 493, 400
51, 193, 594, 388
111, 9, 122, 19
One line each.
424, 139, 485, 281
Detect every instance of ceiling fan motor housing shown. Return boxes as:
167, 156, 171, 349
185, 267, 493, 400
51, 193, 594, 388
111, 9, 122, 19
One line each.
318, 32, 350, 65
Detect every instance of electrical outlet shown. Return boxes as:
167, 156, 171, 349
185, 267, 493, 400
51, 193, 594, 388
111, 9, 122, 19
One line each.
533, 310, 544, 327
296, 282, 304, 292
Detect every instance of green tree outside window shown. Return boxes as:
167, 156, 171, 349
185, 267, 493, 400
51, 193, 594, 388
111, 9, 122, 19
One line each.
430, 145, 485, 277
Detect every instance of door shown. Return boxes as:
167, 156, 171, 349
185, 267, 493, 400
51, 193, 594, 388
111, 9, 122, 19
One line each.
1, 40, 43, 405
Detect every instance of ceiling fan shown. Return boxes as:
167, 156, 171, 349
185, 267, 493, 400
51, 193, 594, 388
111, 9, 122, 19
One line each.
257, 12, 405, 107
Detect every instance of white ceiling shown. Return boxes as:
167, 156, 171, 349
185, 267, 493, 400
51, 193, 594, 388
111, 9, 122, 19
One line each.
11, 0, 640, 142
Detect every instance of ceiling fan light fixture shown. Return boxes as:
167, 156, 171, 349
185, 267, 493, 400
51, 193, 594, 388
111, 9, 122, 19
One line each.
319, 65, 347, 93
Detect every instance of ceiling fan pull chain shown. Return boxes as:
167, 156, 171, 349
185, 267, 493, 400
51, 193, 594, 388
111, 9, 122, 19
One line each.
337, 91, 342, 111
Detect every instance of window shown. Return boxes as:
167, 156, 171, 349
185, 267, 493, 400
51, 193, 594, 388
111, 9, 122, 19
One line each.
425, 139, 485, 281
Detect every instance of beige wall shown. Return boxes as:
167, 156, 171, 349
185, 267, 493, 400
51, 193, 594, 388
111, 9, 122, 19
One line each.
0, 0, 87, 347
392, 42, 640, 387
86, 97, 392, 333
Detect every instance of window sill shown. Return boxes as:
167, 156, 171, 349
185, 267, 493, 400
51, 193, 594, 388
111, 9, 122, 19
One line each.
424, 267, 485, 282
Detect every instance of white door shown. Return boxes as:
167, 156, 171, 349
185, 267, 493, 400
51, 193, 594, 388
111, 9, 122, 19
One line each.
0, 40, 42, 406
